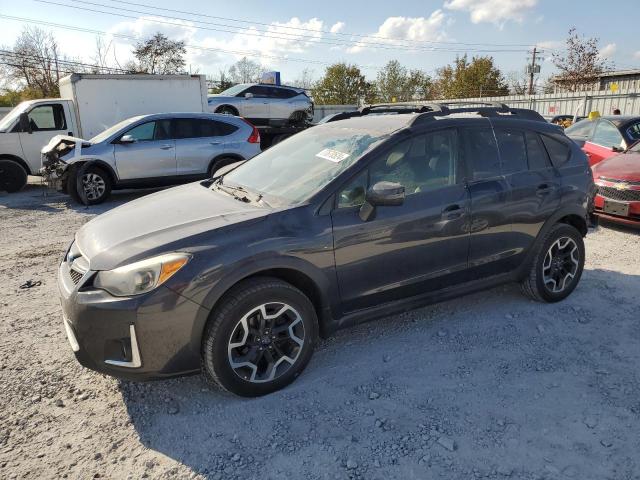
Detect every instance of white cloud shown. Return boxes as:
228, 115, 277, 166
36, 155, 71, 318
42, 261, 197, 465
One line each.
634, 51, 640, 60
330, 22, 346, 34
536, 40, 562, 50
106, 16, 334, 71
347, 10, 448, 54
599, 43, 617, 59
444, 0, 538, 25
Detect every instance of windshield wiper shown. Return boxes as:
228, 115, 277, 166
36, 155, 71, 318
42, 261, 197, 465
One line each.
213, 179, 269, 206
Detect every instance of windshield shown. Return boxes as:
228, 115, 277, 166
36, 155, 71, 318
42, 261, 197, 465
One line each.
216, 84, 249, 97
0, 102, 29, 132
89, 116, 142, 143
221, 125, 387, 206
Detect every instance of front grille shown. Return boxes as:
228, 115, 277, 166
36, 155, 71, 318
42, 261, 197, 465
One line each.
597, 185, 640, 202
69, 268, 83, 285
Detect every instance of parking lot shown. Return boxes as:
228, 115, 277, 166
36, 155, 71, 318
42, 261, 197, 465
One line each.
0, 180, 637, 479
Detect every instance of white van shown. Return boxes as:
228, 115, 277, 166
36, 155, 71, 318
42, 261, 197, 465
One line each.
0, 73, 208, 192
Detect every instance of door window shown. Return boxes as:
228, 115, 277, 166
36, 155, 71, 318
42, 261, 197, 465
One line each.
495, 129, 528, 174
27, 104, 66, 131
336, 129, 459, 208
626, 121, 640, 142
245, 86, 271, 98
525, 131, 551, 170
564, 119, 595, 139
462, 128, 501, 180
172, 118, 238, 138
123, 120, 169, 141
591, 120, 623, 147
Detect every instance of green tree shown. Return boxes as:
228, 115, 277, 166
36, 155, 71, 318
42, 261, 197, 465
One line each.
375, 60, 432, 102
433, 55, 509, 99
132, 33, 186, 74
312, 63, 369, 105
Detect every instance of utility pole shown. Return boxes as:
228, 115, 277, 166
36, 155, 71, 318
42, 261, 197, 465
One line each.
527, 47, 540, 96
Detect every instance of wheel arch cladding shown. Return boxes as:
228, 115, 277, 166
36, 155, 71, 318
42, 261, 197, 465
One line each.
72, 159, 117, 182
0, 154, 31, 175
208, 154, 244, 174
216, 105, 239, 115
557, 214, 587, 237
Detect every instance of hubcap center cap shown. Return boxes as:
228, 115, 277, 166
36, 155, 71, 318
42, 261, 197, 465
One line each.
260, 335, 272, 346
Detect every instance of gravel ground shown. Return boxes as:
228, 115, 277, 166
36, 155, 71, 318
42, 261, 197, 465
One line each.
1, 179, 639, 480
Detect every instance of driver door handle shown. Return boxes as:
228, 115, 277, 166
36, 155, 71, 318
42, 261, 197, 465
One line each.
160, 144, 174, 150
442, 204, 463, 220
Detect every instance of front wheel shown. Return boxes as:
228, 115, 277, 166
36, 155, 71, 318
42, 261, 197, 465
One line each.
0, 159, 28, 193
216, 105, 238, 116
521, 223, 585, 302
70, 164, 112, 205
201, 277, 318, 397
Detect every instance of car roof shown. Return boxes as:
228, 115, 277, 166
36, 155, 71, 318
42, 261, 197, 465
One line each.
135, 112, 241, 121
600, 115, 640, 127
317, 113, 415, 135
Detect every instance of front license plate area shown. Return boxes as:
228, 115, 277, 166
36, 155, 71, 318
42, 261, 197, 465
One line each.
603, 200, 629, 216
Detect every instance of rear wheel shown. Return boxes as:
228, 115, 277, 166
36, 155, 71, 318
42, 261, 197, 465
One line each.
208, 157, 241, 177
216, 105, 238, 116
201, 277, 318, 397
521, 223, 585, 302
0, 159, 28, 193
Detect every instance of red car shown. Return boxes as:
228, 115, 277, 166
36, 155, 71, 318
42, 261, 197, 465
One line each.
565, 115, 640, 167
591, 143, 640, 226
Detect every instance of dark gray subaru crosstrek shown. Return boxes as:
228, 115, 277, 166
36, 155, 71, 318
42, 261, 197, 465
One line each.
59, 104, 597, 396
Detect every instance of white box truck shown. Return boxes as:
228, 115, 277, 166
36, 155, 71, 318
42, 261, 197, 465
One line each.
0, 73, 208, 192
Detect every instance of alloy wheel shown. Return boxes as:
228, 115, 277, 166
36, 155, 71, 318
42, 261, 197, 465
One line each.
81, 173, 106, 201
542, 236, 580, 293
227, 302, 305, 383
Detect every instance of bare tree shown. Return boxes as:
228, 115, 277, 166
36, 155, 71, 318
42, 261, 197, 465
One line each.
0, 26, 64, 97
293, 68, 315, 90
228, 57, 263, 84
91, 36, 115, 73
132, 33, 187, 74
552, 28, 613, 92
506, 70, 529, 95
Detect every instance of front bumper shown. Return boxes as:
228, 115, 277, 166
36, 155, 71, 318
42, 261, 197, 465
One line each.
593, 192, 640, 227
58, 257, 207, 380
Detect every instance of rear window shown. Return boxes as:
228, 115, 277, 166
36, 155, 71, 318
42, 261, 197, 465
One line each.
495, 129, 527, 174
540, 133, 571, 167
525, 131, 551, 170
462, 128, 501, 180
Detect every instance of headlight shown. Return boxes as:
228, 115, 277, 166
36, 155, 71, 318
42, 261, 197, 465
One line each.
93, 253, 190, 297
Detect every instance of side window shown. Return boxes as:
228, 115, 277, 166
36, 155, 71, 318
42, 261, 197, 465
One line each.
540, 134, 571, 167
337, 170, 367, 208
525, 131, 551, 170
245, 86, 270, 98
462, 128, 500, 180
27, 104, 66, 131
626, 121, 640, 141
172, 119, 198, 139
565, 119, 595, 139
591, 120, 623, 147
124, 121, 156, 141
215, 121, 239, 136
369, 129, 459, 195
495, 128, 527, 174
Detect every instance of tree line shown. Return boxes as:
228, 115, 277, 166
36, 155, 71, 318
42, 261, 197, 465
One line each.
0, 26, 614, 106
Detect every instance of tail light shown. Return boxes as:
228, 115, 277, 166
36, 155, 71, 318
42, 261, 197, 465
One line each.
241, 118, 260, 144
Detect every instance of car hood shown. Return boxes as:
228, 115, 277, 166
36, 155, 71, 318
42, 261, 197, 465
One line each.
593, 152, 640, 181
76, 182, 269, 270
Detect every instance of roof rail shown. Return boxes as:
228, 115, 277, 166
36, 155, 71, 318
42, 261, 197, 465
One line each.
410, 102, 546, 124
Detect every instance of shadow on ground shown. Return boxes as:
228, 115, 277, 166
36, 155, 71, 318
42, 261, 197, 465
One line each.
118, 269, 640, 479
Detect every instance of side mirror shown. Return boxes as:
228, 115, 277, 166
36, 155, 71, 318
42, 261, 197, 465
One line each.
359, 181, 405, 221
18, 112, 32, 134
244, 92, 254, 99
119, 134, 136, 144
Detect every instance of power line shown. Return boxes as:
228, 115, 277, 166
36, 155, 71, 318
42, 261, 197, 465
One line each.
0, 14, 383, 69
34, 0, 531, 54
83, 0, 538, 49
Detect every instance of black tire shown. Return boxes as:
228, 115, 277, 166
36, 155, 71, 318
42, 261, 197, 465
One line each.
208, 157, 241, 177
288, 111, 307, 127
0, 159, 28, 193
70, 163, 112, 205
521, 223, 585, 303
202, 277, 318, 397
216, 105, 238, 116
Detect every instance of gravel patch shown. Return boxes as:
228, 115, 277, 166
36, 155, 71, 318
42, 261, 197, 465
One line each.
1, 181, 639, 479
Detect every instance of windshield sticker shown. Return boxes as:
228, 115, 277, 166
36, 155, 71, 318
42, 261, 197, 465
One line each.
316, 148, 349, 163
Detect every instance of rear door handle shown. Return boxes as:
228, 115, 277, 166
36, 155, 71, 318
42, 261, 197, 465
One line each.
209, 141, 221, 145
160, 144, 174, 150
442, 204, 463, 220
536, 183, 552, 195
